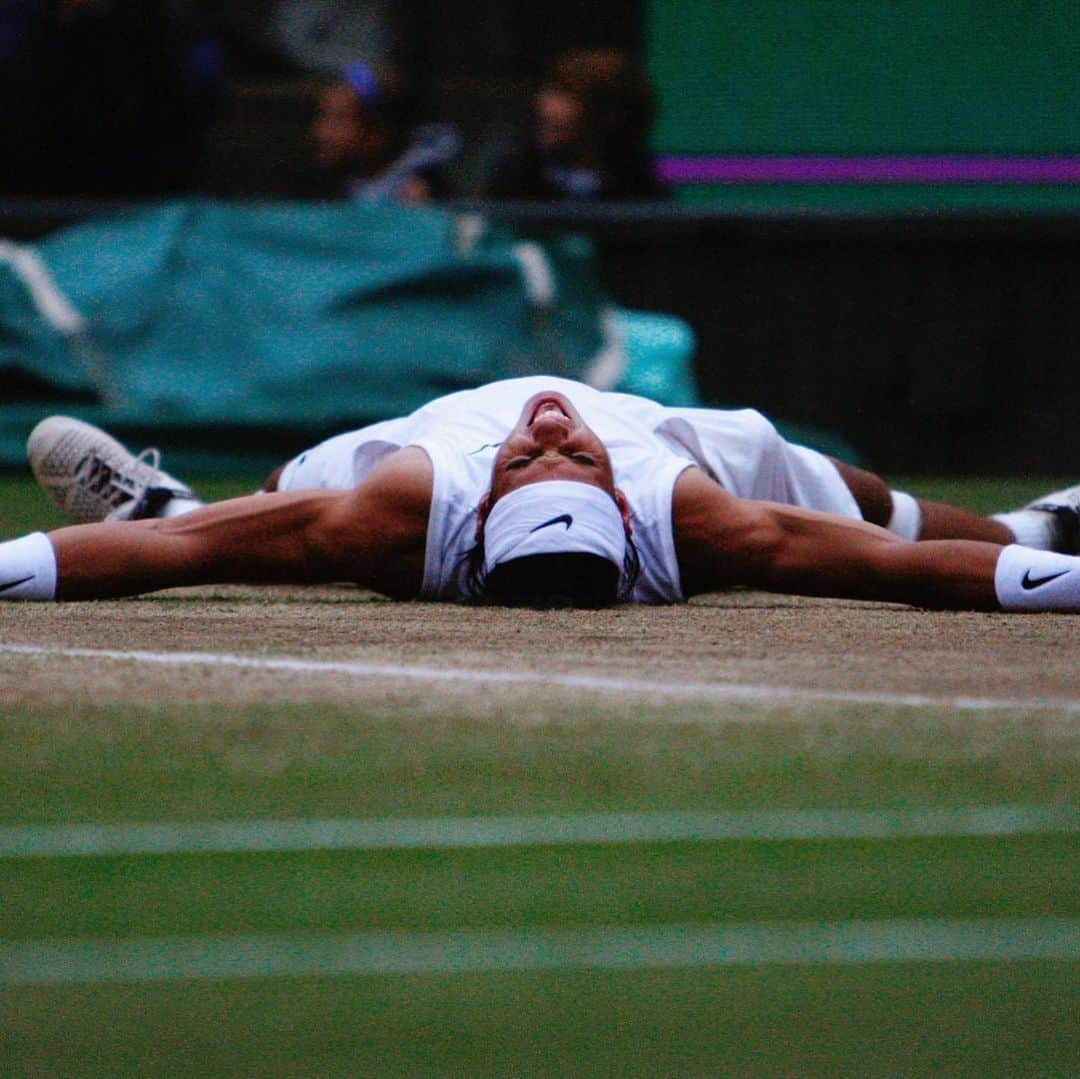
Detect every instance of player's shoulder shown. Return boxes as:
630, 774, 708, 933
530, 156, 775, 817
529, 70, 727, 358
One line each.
671, 465, 781, 538
671, 466, 730, 514
670, 466, 736, 549
308, 446, 432, 599
360, 446, 434, 515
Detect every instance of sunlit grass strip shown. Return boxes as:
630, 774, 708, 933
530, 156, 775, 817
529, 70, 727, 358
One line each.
4, 643, 1080, 713
2, 918, 1076, 987
1, 805, 1076, 859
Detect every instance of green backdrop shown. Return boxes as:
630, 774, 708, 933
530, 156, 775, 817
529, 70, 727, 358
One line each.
647, 0, 1078, 154
646, 0, 1079, 213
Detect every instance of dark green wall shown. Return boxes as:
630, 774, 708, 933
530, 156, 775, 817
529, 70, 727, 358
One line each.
591, 214, 1080, 474
647, 1, 1079, 154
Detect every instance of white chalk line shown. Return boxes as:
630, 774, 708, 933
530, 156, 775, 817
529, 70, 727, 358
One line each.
3, 643, 1078, 713
1, 805, 1075, 859
2, 918, 1076, 986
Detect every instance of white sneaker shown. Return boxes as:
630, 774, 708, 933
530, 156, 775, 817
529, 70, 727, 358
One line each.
1023, 483, 1080, 554
27, 415, 195, 523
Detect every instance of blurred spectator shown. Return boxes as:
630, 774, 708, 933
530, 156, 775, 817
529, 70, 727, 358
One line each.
479, 47, 667, 201
0, 0, 224, 196
294, 60, 460, 204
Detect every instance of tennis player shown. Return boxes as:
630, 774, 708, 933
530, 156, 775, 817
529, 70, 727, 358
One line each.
3, 376, 1079, 612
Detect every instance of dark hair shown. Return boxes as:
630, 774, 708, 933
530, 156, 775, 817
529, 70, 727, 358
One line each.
463, 539, 641, 608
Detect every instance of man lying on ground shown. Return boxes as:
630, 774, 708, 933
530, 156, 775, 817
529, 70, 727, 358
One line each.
2, 376, 1078, 612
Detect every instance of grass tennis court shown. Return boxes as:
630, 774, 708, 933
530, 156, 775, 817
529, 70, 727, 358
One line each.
1, 473, 1077, 1076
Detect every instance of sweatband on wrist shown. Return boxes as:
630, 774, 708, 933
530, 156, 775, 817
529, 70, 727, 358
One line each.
994, 544, 1080, 611
0, 532, 58, 601
887, 490, 922, 540
990, 510, 1057, 550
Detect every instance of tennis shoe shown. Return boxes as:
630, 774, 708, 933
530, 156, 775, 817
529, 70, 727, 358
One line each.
27, 415, 195, 523
1023, 483, 1080, 554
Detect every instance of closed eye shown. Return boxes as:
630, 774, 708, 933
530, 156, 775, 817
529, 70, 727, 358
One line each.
504, 451, 597, 471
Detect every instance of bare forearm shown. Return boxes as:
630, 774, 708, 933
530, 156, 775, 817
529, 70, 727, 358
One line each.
677, 486, 1004, 609
49, 492, 343, 600
758, 517, 1080, 611
758, 527, 1002, 610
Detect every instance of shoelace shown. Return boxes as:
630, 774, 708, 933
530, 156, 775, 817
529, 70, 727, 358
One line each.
109, 446, 162, 498
103, 447, 172, 521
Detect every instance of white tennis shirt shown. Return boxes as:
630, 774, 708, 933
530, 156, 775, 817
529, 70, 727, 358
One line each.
278, 376, 861, 604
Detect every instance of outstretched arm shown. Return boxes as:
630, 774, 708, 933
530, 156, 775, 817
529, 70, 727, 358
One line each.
3, 447, 433, 602
671, 468, 1076, 611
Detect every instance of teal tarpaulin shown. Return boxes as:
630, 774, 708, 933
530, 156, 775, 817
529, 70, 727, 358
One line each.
0, 199, 859, 473
0, 200, 622, 467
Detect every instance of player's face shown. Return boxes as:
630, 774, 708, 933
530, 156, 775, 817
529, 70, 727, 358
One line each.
487, 391, 618, 504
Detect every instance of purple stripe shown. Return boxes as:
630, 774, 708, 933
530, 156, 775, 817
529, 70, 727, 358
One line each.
657, 155, 1080, 185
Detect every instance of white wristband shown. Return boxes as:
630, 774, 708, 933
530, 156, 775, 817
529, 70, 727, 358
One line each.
0, 532, 58, 601
994, 544, 1080, 611
887, 490, 922, 540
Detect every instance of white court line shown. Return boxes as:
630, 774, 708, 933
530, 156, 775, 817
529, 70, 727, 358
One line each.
1, 805, 1075, 859
3, 643, 1079, 713
2, 918, 1076, 986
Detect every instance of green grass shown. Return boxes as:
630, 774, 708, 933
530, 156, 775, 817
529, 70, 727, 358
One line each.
2, 702, 1077, 1076
5, 962, 1076, 1078
2, 704, 1075, 941
1, 474, 1077, 1076
2, 703, 1075, 823
888, 476, 1076, 517
5, 836, 1076, 940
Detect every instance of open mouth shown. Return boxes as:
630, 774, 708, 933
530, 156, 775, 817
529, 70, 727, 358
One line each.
529, 397, 571, 425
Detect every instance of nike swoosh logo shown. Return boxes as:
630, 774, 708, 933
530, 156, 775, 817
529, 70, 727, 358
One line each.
1021, 569, 1069, 590
0, 575, 33, 594
530, 513, 573, 533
